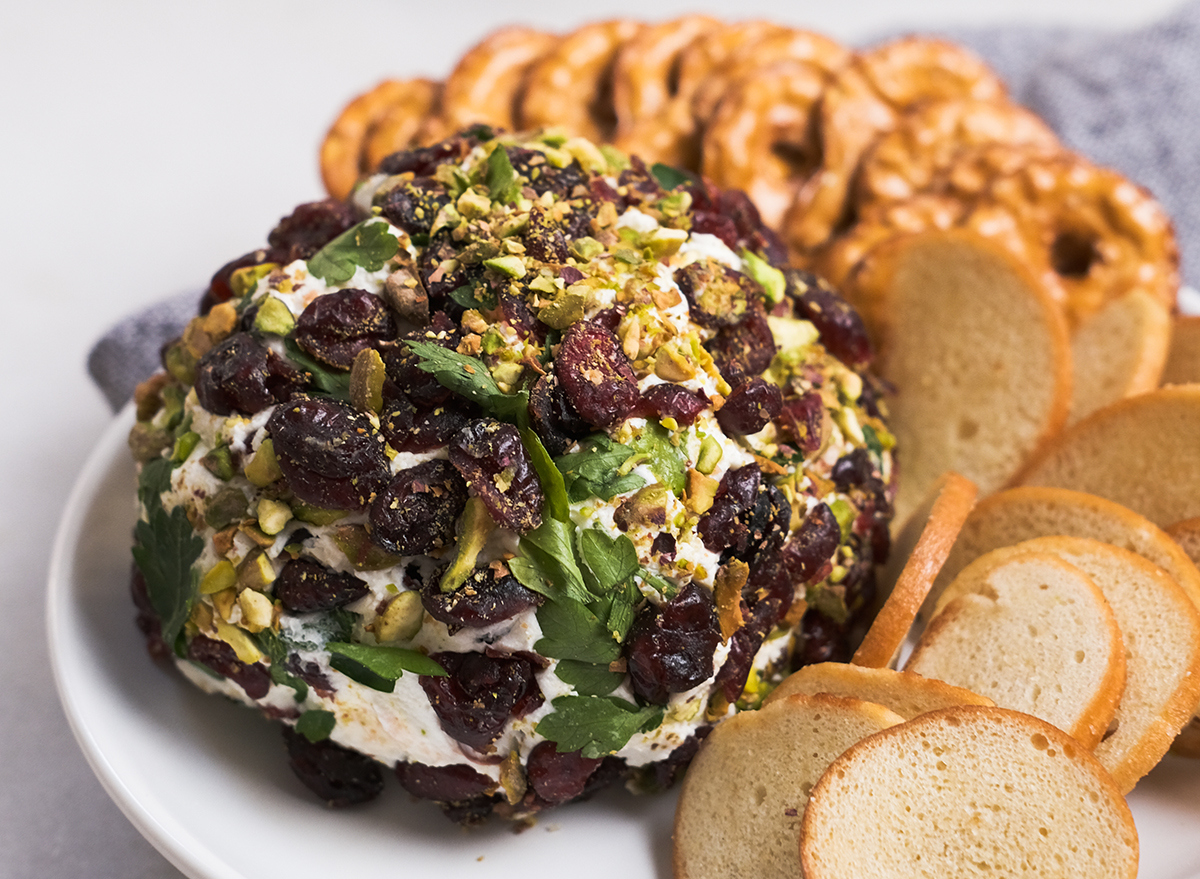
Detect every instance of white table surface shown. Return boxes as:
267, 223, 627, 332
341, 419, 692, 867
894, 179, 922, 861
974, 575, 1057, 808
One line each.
0, 1, 1188, 876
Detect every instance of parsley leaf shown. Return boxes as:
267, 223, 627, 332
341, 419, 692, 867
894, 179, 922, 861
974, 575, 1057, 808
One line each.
521, 427, 569, 522
535, 597, 620, 664
131, 458, 204, 650
295, 710, 336, 743
253, 629, 309, 701
628, 421, 687, 496
509, 518, 591, 604
448, 283, 498, 311
404, 340, 528, 422
555, 434, 646, 502
578, 529, 639, 593
536, 696, 664, 759
307, 220, 400, 284
649, 162, 696, 191
327, 642, 446, 693
485, 146, 521, 205
283, 338, 351, 400
553, 660, 624, 697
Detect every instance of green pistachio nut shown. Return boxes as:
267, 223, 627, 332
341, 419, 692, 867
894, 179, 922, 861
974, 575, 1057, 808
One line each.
244, 438, 283, 487
253, 296, 296, 336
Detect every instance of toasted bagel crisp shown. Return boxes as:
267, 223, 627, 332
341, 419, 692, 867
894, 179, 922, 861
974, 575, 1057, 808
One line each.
853, 471, 977, 668
1162, 315, 1200, 385
765, 662, 992, 719
673, 693, 902, 879
959, 536, 1200, 791
847, 229, 1071, 525
908, 551, 1125, 748
800, 706, 1139, 879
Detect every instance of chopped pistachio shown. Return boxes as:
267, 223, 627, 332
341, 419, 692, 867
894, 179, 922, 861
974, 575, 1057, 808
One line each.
257, 498, 293, 536
375, 591, 424, 643
536, 287, 589, 329
828, 498, 855, 541
202, 301, 238, 341
838, 370, 863, 403
456, 187, 492, 219
236, 551, 276, 590
383, 262, 430, 325
563, 137, 608, 173
569, 237, 604, 261
291, 501, 348, 526
181, 317, 214, 360
653, 346, 695, 382
645, 226, 689, 258
332, 525, 402, 571
211, 587, 238, 622
766, 314, 820, 352
189, 600, 215, 634
253, 296, 296, 336
128, 422, 171, 463
613, 484, 670, 531
159, 383, 186, 430
214, 619, 265, 665
598, 143, 631, 172
133, 372, 170, 422
714, 559, 749, 643
491, 361, 525, 390
200, 559, 237, 595
665, 698, 702, 724
440, 497, 494, 592
229, 263, 276, 298
200, 444, 235, 481
244, 438, 283, 487
204, 487, 248, 530
483, 255, 527, 279
741, 250, 786, 306
686, 469, 720, 514
540, 146, 573, 169
238, 521, 276, 547
162, 340, 197, 385
696, 435, 722, 475
238, 589, 275, 633
498, 750, 527, 805
349, 348, 387, 414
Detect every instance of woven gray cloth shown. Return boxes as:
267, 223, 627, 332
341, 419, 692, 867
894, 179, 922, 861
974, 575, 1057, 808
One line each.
88, 1, 1200, 411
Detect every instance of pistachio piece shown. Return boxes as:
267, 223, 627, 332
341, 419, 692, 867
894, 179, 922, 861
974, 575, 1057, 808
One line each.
654, 346, 696, 382
182, 316, 215, 360
349, 348, 387, 414
483, 255, 526, 279
741, 250, 786, 306
128, 422, 171, 463
375, 591, 424, 643
291, 501, 348, 526
569, 237, 604, 261
257, 498, 293, 536
214, 619, 265, 664
200, 559, 237, 595
189, 600, 215, 634
237, 589, 275, 633
563, 137, 608, 174
162, 340, 198, 385
613, 484, 670, 531
211, 586, 238, 622
696, 435, 723, 475
236, 551, 276, 591
133, 372, 171, 422
202, 301, 238, 341
456, 187, 492, 219
686, 469, 720, 514
498, 750, 527, 806
332, 525, 402, 571
229, 263, 276, 298
244, 438, 283, 487
171, 431, 200, 464
253, 296, 296, 336
383, 262, 430, 326
440, 497, 494, 592
200, 444, 235, 481
204, 487, 249, 530
238, 521, 277, 547
714, 559, 749, 643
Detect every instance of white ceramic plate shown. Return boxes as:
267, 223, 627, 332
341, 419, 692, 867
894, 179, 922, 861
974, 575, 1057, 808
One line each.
48, 407, 1200, 879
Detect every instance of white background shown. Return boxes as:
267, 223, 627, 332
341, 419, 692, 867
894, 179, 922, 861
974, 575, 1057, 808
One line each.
0, 1, 1188, 876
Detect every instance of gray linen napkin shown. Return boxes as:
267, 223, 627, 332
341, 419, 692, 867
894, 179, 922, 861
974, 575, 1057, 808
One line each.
88, 1, 1200, 411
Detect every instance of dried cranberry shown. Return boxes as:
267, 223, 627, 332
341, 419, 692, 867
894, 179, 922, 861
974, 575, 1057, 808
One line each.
642, 731, 708, 793
294, 289, 396, 369
555, 322, 639, 429
675, 260, 762, 328
785, 270, 873, 367
283, 726, 383, 807
716, 377, 782, 435
378, 382, 472, 453
419, 232, 484, 310
527, 374, 591, 457
284, 654, 334, 694
395, 761, 495, 803
704, 309, 777, 381
780, 503, 841, 585
561, 197, 600, 240
448, 419, 544, 533
718, 190, 789, 264
379, 327, 457, 407
376, 177, 450, 237
275, 558, 370, 613
831, 447, 876, 493
526, 741, 604, 806
369, 460, 468, 555
797, 609, 850, 666
497, 288, 546, 342
523, 205, 569, 263
421, 565, 541, 632
507, 147, 588, 198
267, 396, 390, 510
641, 383, 708, 426
377, 139, 471, 177
187, 635, 271, 699
651, 532, 677, 562
201, 247, 290, 313
714, 554, 795, 702
268, 200, 358, 259
691, 210, 740, 251
697, 465, 790, 565
777, 392, 827, 454
625, 582, 721, 704
194, 333, 306, 416
420, 652, 544, 751
617, 157, 667, 207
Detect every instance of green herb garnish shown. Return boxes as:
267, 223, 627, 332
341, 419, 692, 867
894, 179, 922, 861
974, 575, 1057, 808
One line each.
552, 660, 624, 697
284, 338, 352, 401
555, 434, 647, 502
131, 457, 204, 651
535, 597, 621, 665
509, 518, 591, 604
295, 710, 336, 743
254, 629, 309, 701
578, 529, 638, 594
327, 642, 446, 693
521, 428, 569, 522
649, 162, 695, 191
404, 339, 528, 422
307, 220, 400, 284
484, 146, 521, 205
536, 696, 664, 759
